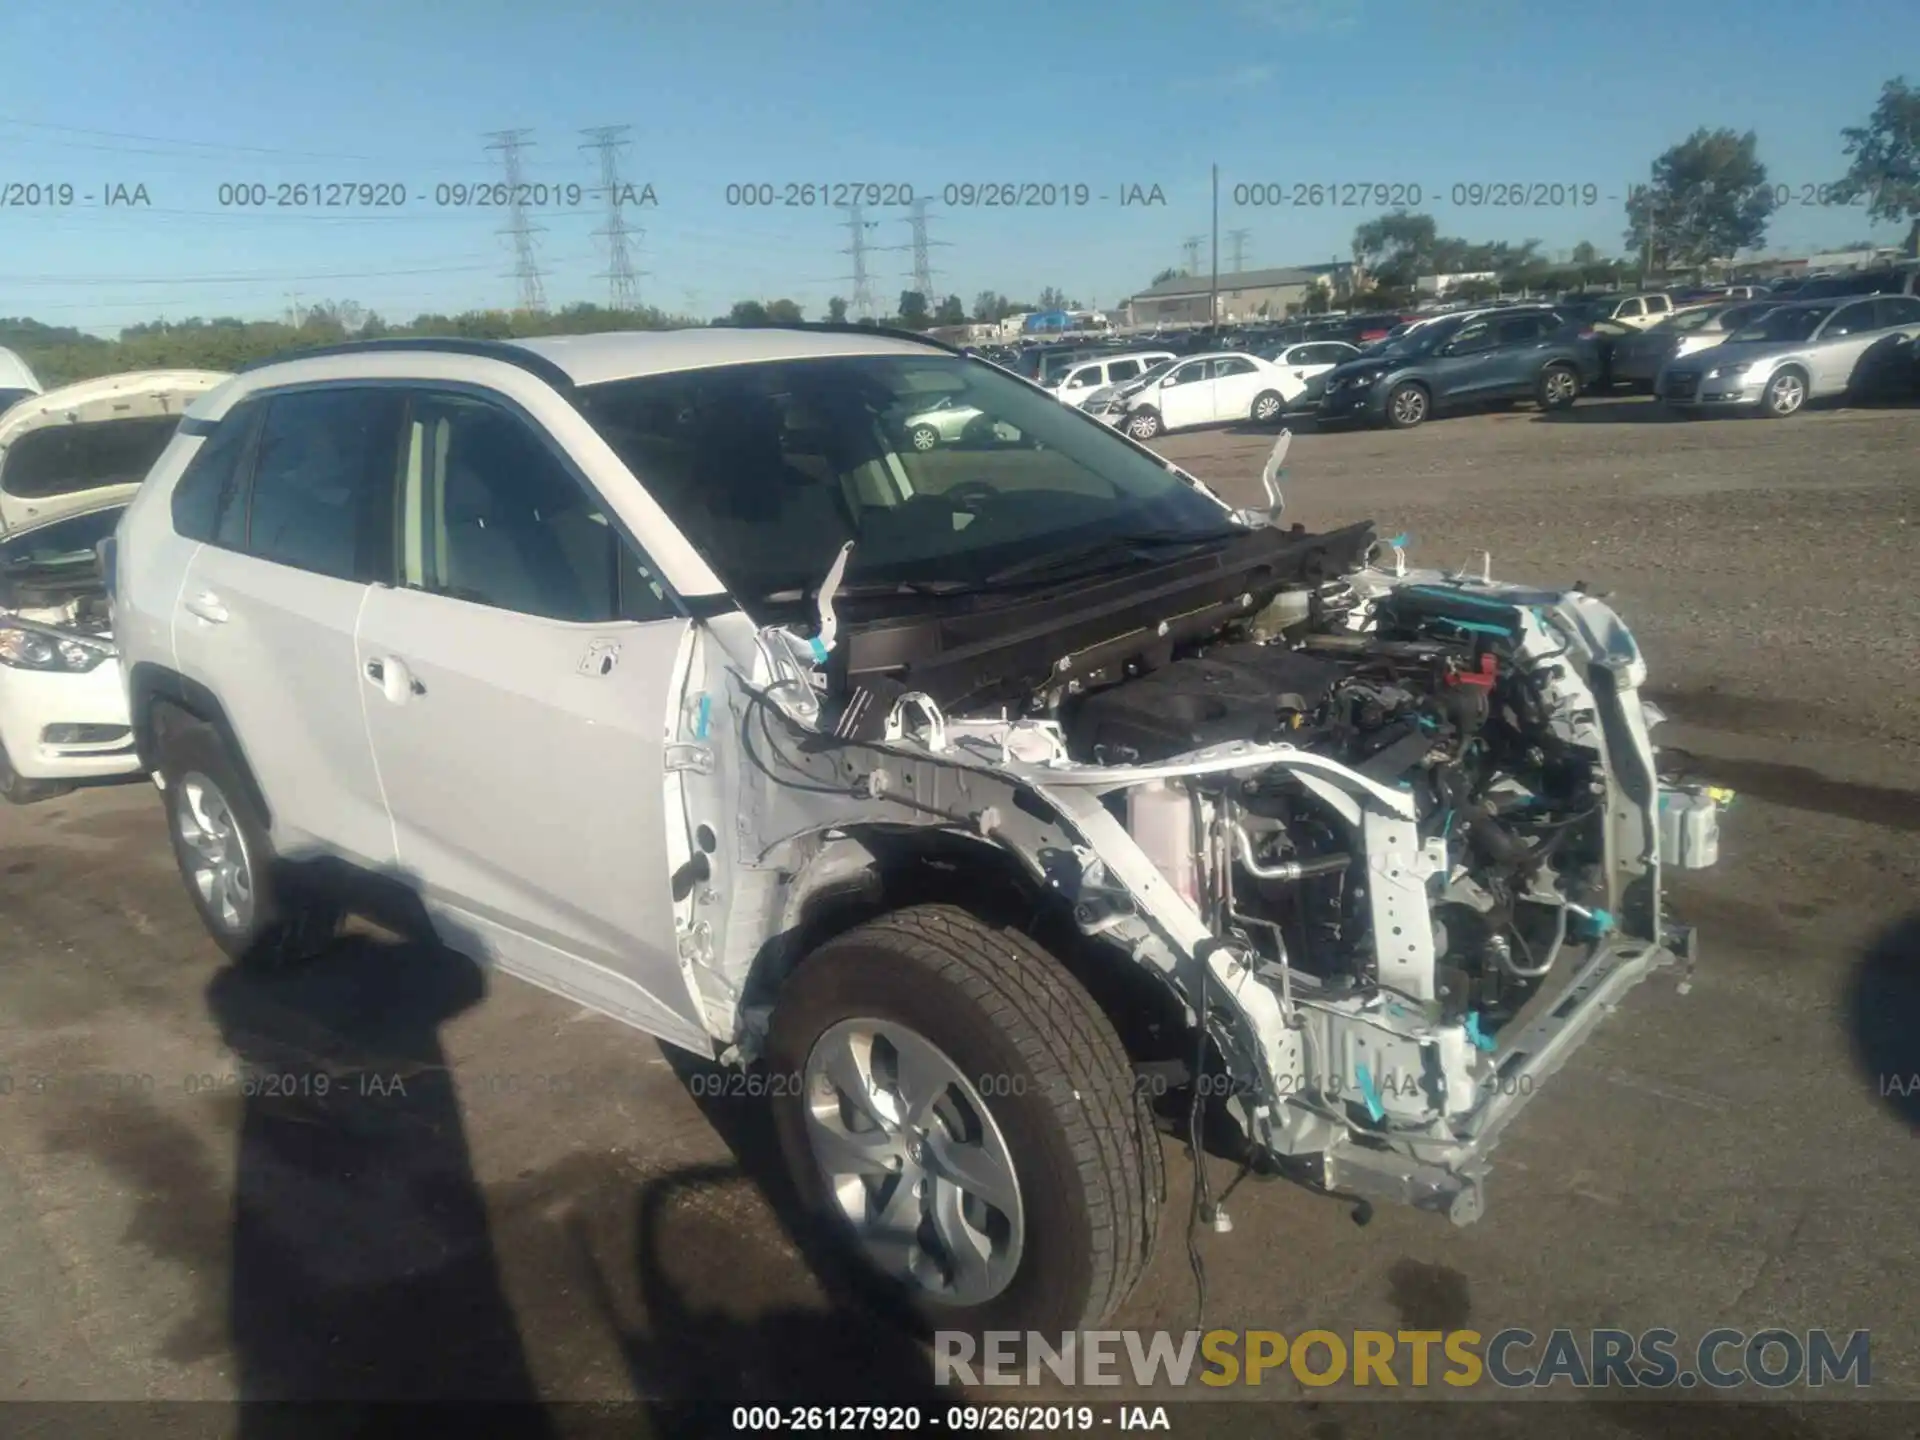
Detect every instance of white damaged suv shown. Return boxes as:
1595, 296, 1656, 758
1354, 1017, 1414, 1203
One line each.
110, 327, 1719, 1335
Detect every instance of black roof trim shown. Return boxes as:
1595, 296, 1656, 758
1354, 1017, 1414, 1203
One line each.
734, 321, 966, 358
238, 337, 578, 393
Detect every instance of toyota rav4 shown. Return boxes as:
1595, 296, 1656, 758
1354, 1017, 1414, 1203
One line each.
109, 326, 1718, 1337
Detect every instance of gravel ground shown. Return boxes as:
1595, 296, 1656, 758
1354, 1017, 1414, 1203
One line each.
0, 395, 1913, 1435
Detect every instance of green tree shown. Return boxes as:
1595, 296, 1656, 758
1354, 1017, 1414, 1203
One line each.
1150, 267, 1182, 286
1351, 211, 1438, 289
827, 296, 849, 323
764, 298, 804, 323
897, 290, 931, 328
728, 300, 771, 326
1832, 77, 1920, 255
1035, 286, 1068, 311
933, 295, 966, 325
1626, 128, 1776, 270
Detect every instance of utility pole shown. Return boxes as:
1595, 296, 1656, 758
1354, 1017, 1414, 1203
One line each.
1227, 228, 1250, 274
902, 197, 951, 309
1209, 165, 1220, 326
484, 129, 548, 313
579, 125, 644, 311
842, 205, 878, 319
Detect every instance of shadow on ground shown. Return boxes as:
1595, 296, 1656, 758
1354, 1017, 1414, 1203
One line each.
1850, 911, 1920, 1127
1532, 396, 1679, 424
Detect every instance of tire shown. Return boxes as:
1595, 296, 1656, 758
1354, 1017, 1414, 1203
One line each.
766, 905, 1163, 1337
0, 740, 73, 805
1124, 408, 1163, 441
1250, 390, 1283, 424
1537, 362, 1580, 411
1384, 382, 1429, 429
1759, 367, 1807, 418
908, 424, 941, 452
153, 706, 340, 967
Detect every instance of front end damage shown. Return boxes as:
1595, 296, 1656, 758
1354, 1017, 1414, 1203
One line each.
672, 445, 1721, 1227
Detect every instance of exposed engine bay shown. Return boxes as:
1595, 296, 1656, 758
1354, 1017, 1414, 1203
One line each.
675, 433, 1719, 1227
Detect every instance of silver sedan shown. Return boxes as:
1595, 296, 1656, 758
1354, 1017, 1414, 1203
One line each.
1656, 295, 1920, 417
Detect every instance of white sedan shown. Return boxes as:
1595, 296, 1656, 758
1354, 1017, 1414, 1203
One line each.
1094, 352, 1308, 440
1257, 340, 1363, 406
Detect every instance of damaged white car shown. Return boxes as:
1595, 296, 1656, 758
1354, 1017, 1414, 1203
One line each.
112, 328, 1720, 1336
0, 370, 230, 801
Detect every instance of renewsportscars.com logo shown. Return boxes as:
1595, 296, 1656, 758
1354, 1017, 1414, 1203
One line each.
935, 1328, 1872, 1391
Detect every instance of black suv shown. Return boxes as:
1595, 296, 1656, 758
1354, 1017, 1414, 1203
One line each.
1319, 308, 1599, 428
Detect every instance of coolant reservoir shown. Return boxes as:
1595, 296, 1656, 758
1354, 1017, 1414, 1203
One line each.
1657, 784, 1722, 869
1127, 781, 1199, 910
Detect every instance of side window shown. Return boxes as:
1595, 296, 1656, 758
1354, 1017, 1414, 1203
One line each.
1211, 357, 1257, 377
1876, 296, 1920, 327
1107, 360, 1143, 383
1495, 315, 1546, 345
171, 401, 262, 542
1647, 295, 1671, 314
402, 391, 675, 624
1824, 301, 1877, 337
1062, 366, 1100, 389
1617, 298, 1645, 318
245, 388, 404, 583
1447, 321, 1494, 354
1165, 363, 1206, 386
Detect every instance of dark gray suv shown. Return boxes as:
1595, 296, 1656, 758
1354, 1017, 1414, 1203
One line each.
1318, 308, 1601, 428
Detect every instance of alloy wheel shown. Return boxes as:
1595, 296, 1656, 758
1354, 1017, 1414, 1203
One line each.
174, 772, 256, 935
1766, 373, 1805, 415
802, 1018, 1024, 1307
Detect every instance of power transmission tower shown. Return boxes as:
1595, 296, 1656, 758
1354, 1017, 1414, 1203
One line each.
1181, 235, 1204, 273
1227, 228, 1251, 274
484, 129, 548, 313
902, 198, 952, 307
842, 205, 880, 319
580, 125, 645, 311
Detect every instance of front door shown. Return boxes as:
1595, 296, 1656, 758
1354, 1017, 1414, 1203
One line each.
353, 386, 711, 1052
1156, 360, 1216, 430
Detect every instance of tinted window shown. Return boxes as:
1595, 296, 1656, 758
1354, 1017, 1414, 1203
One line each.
1822, 301, 1878, 337
1107, 359, 1144, 383
1876, 296, 1920, 327
1496, 315, 1549, 344
1447, 321, 1494, 353
244, 388, 404, 583
2, 414, 183, 501
171, 402, 261, 542
403, 391, 670, 623
1646, 295, 1671, 313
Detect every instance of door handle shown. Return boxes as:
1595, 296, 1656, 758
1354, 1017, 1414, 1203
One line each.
364, 656, 426, 701
183, 590, 229, 624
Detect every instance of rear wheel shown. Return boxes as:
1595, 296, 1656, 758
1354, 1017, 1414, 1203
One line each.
1537, 362, 1580, 410
766, 905, 1163, 1336
1384, 382, 1429, 428
1759, 368, 1806, 417
1250, 390, 1283, 423
153, 706, 340, 967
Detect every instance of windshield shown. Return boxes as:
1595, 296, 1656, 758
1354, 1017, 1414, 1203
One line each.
1728, 306, 1832, 343
1658, 308, 1722, 334
576, 354, 1235, 602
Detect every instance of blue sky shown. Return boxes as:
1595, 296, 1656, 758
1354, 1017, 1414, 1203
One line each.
0, 0, 1906, 333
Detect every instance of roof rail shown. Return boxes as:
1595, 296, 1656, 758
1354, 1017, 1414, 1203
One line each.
746, 320, 966, 357
238, 335, 578, 392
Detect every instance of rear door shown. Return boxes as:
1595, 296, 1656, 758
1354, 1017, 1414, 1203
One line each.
1485, 313, 1558, 395
352, 384, 710, 1051
170, 384, 404, 868
1208, 355, 1267, 417
1808, 300, 1882, 394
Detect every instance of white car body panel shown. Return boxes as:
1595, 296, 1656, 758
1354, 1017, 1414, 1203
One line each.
0, 656, 133, 781
0, 370, 229, 535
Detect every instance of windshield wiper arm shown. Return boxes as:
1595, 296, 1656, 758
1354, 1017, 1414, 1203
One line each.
980, 529, 1243, 586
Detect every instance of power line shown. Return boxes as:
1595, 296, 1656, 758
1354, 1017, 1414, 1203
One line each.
579, 125, 644, 311
0, 117, 494, 168
484, 129, 548, 314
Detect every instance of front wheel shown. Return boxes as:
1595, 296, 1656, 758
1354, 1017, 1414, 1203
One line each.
1250, 390, 1283, 424
1124, 408, 1163, 441
1759, 368, 1806, 417
1537, 362, 1580, 411
1384, 382, 1429, 429
766, 905, 1163, 1337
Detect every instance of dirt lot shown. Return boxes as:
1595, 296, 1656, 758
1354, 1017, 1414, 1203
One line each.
0, 396, 1914, 1432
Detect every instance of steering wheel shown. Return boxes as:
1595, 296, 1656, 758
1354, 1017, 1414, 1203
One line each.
941, 479, 1000, 512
